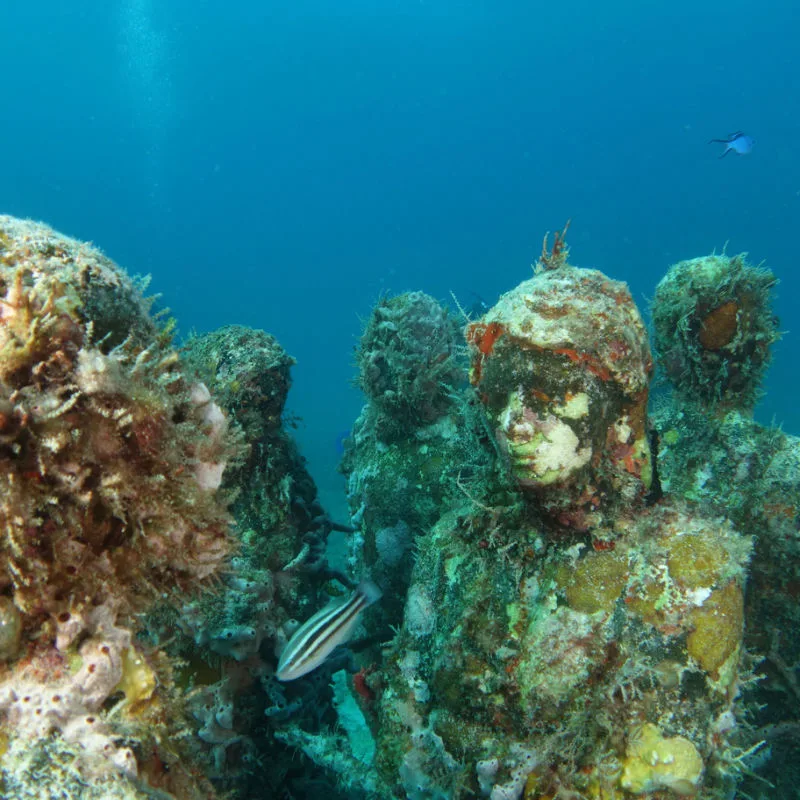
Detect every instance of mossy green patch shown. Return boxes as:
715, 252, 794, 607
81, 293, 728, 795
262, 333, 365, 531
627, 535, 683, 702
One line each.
564, 551, 629, 614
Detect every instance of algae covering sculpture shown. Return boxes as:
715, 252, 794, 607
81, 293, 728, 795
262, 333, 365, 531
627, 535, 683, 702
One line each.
465, 259, 653, 537
0, 216, 241, 799
651, 251, 779, 410
651, 251, 800, 797
0, 212, 783, 800
343, 290, 497, 631
361, 238, 760, 800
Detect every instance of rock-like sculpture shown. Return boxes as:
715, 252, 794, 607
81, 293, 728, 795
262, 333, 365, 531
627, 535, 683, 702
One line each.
467, 261, 652, 537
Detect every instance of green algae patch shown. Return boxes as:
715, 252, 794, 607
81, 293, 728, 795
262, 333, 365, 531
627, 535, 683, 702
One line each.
687, 580, 743, 681
564, 551, 629, 614
506, 601, 527, 640
445, 553, 468, 588
667, 534, 727, 589
625, 578, 668, 626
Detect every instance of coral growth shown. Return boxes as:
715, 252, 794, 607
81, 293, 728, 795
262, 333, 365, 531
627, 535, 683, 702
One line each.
466, 262, 653, 534
356, 291, 464, 439
652, 251, 779, 410
535, 218, 572, 272
0, 218, 239, 619
0, 215, 239, 796
620, 723, 704, 795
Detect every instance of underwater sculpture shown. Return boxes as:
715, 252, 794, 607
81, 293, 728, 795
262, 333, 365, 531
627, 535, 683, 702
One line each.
0, 213, 790, 800
334, 232, 766, 800
465, 247, 653, 537
651, 251, 779, 410
342, 290, 491, 631
651, 252, 800, 797
0, 215, 240, 798
0, 217, 371, 799
169, 325, 369, 795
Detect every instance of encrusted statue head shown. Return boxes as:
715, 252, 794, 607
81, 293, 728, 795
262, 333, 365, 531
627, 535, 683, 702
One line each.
652, 252, 779, 411
467, 265, 653, 533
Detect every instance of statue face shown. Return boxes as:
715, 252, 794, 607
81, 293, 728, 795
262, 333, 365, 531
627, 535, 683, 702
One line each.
496, 385, 595, 490
468, 267, 653, 532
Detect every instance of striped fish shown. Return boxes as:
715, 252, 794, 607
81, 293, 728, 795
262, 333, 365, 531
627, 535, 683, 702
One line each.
276, 580, 382, 681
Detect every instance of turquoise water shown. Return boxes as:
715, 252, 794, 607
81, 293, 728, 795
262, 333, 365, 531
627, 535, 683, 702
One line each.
3, 0, 798, 504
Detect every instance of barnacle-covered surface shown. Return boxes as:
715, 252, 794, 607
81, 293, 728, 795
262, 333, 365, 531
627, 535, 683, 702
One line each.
343, 290, 506, 629
0, 216, 240, 798
466, 263, 653, 537
652, 252, 779, 410
1, 215, 795, 800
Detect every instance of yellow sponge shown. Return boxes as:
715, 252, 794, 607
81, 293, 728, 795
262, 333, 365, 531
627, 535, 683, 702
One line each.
620, 723, 703, 795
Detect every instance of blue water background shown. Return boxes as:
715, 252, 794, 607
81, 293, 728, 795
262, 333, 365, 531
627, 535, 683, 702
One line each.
3, 0, 799, 512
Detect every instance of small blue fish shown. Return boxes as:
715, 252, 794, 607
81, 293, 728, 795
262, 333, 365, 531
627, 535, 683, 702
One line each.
276, 580, 382, 681
467, 292, 490, 319
708, 131, 754, 158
